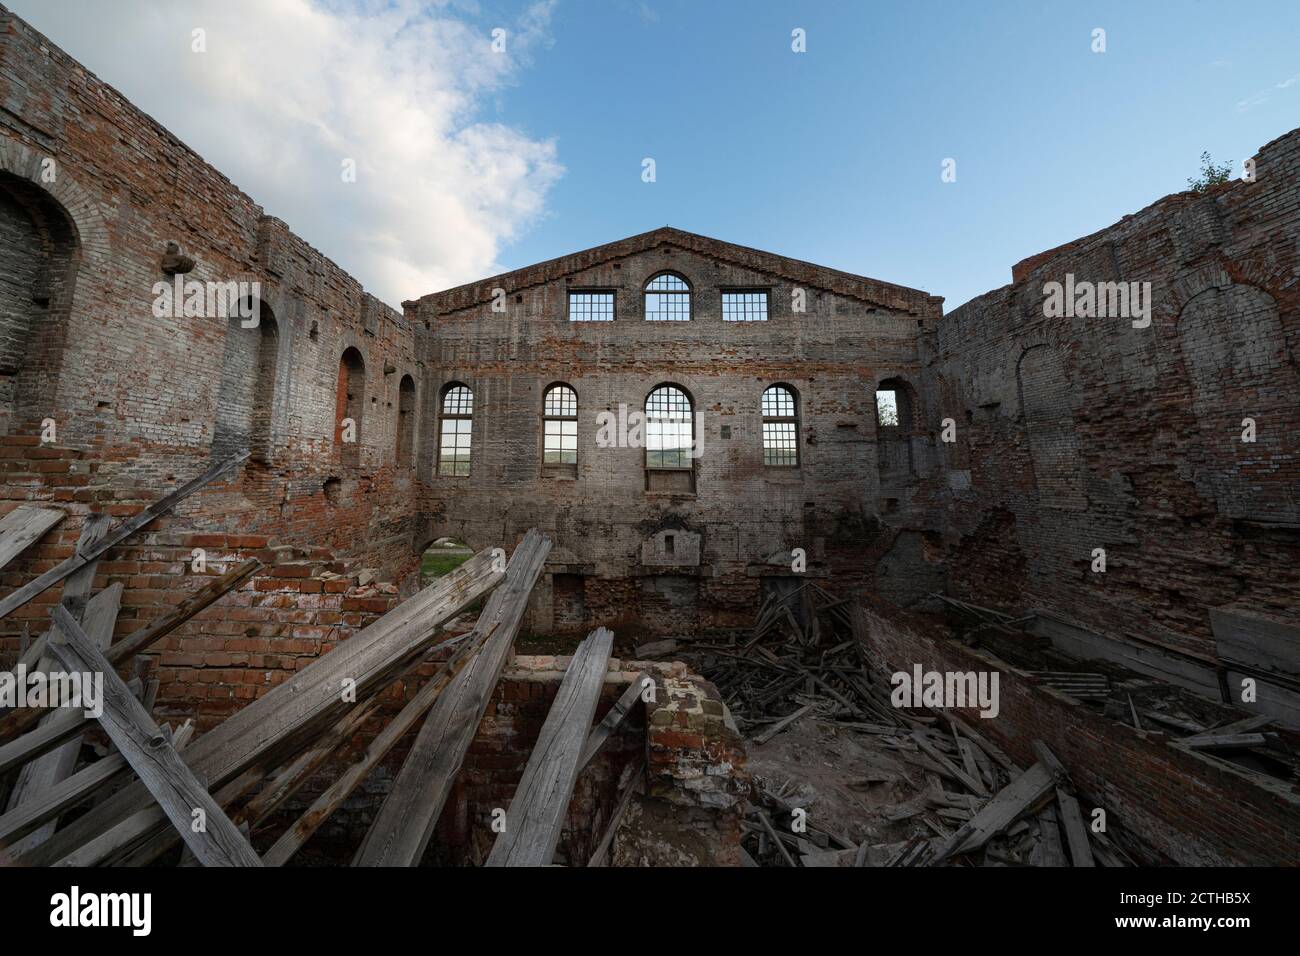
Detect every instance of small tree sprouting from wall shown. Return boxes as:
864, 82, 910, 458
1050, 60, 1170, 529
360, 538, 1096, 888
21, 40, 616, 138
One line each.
1188, 151, 1233, 192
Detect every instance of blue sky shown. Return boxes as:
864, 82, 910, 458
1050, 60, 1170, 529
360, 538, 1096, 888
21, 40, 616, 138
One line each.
16, 0, 1300, 310
492, 0, 1300, 309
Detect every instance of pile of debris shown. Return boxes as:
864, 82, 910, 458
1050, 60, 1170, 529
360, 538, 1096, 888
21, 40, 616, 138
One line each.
684, 586, 1137, 867
0, 454, 645, 867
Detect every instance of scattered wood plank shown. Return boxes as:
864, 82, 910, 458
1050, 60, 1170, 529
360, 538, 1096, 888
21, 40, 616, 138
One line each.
353, 531, 550, 866
486, 627, 614, 867
1181, 732, 1268, 751
0, 451, 248, 621
0, 558, 262, 743
11, 544, 507, 867
261, 622, 499, 866
752, 704, 813, 746
0, 505, 64, 574
580, 671, 650, 771
935, 762, 1060, 862
1055, 787, 1095, 867
45, 605, 261, 867
588, 756, 644, 867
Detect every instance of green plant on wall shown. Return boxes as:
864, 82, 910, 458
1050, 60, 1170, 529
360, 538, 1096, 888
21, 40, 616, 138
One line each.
1188, 151, 1233, 192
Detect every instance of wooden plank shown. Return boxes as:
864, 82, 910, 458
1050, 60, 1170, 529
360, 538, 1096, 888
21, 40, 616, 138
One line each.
587, 756, 643, 867
0, 721, 192, 850
0, 451, 248, 621
10, 542, 509, 867
0, 558, 261, 743
1035, 806, 1069, 866
1182, 732, 1267, 751
486, 628, 614, 867
0, 505, 64, 573
936, 762, 1059, 861
1055, 787, 1095, 867
6, 578, 120, 853
912, 731, 987, 796
261, 622, 499, 865
579, 671, 650, 770
45, 605, 261, 867
752, 704, 813, 746
353, 531, 551, 866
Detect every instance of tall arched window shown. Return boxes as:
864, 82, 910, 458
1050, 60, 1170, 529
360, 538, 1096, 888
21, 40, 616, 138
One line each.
644, 272, 691, 321
336, 347, 365, 469
645, 384, 695, 492
542, 384, 577, 472
397, 374, 416, 464
438, 383, 473, 476
213, 298, 278, 463
875, 377, 915, 484
761, 384, 799, 466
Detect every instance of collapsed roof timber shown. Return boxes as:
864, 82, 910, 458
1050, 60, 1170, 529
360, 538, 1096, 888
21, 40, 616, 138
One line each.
0, 4, 1296, 868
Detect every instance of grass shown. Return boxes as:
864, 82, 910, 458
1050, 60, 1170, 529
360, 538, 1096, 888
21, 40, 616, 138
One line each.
421, 550, 472, 579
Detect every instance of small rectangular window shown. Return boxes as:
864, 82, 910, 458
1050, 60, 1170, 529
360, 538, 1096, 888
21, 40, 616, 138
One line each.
875, 390, 900, 428
568, 291, 614, 322
722, 290, 769, 322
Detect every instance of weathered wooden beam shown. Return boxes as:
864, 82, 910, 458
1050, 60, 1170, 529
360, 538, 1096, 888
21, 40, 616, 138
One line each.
11, 544, 507, 867
579, 671, 650, 770
0, 505, 65, 574
0, 558, 262, 743
262, 623, 497, 865
45, 605, 261, 867
0, 721, 192, 850
935, 762, 1059, 862
0, 451, 248, 622
1055, 787, 1095, 867
486, 627, 613, 867
353, 530, 551, 866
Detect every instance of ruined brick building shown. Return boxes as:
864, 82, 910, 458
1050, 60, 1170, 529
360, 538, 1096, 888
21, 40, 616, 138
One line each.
0, 5, 1296, 866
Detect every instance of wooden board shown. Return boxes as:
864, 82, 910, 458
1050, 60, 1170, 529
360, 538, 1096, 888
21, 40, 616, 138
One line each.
10, 544, 509, 867
353, 531, 551, 866
0, 505, 64, 573
0, 452, 247, 621
486, 627, 614, 867
579, 671, 650, 770
45, 606, 261, 867
1055, 787, 1095, 867
937, 762, 1058, 861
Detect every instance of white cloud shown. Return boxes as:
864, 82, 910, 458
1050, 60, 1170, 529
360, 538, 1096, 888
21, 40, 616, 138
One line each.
9, 0, 563, 305
1235, 71, 1300, 112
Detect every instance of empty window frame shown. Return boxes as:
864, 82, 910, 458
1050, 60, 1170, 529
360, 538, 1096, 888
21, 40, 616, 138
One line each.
644, 273, 691, 321
568, 291, 614, 322
875, 389, 901, 428
722, 290, 769, 322
437, 383, 473, 476
543, 384, 578, 465
645, 384, 694, 468
761, 385, 799, 466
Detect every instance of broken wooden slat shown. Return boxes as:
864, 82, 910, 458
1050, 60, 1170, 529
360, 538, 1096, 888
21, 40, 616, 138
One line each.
0, 451, 248, 622
1055, 787, 1095, 867
936, 762, 1059, 862
0, 558, 262, 743
353, 531, 551, 867
261, 622, 499, 866
46, 605, 261, 867
752, 704, 813, 746
12, 545, 508, 867
1181, 732, 1268, 751
6, 579, 120, 853
579, 671, 650, 771
0, 505, 64, 574
587, 755, 643, 867
486, 627, 614, 867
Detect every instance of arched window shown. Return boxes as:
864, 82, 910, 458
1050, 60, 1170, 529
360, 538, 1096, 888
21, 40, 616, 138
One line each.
875, 377, 915, 484
0, 172, 79, 435
645, 384, 695, 493
397, 374, 416, 464
761, 384, 799, 466
437, 383, 473, 476
542, 384, 577, 469
644, 272, 691, 321
335, 347, 365, 469
213, 297, 278, 463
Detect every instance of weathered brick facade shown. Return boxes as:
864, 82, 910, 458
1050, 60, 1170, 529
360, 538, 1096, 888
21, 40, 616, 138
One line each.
407, 228, 944, 636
